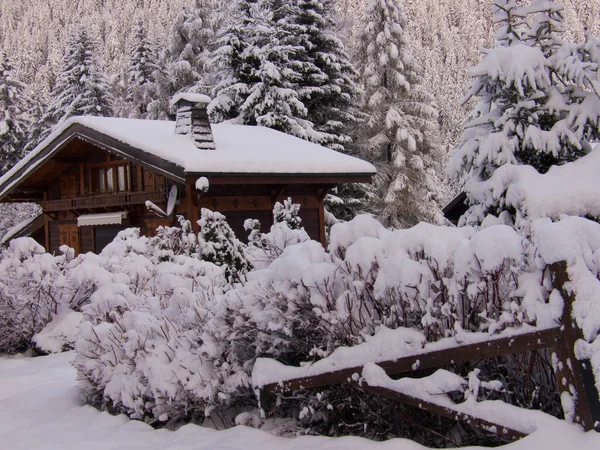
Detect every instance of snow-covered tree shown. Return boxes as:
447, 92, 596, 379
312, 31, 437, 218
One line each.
273, 197, 302, 229
210, 0, 361, 151
198, 208, 252, 281
211, 1, 327, 139
448, 0, 600, 227
41, 27, 112, 137
124, 21, 160, 119
356, 0, 444, 228
147, 0, 220, 119
0, 51, 29, 174
170, 0, 220, 92
293, 0, 361, 152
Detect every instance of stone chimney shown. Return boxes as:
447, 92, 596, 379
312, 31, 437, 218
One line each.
170, 93, 216, 150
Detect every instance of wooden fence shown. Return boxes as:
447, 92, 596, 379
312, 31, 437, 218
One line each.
256, 261, 600, 440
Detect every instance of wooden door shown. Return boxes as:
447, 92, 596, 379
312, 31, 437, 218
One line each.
58, 224, 81, 255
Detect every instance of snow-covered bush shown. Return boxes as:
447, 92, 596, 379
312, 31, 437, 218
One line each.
198, 208, 252, 281
273, 197, 302, 230
72, 228, 230, 425
150, 216, 199, 262
0, 238, 64, 354
245, 198, 311, 268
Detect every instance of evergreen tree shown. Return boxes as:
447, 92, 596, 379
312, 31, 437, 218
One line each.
198, 208, 252, 281
41, 27, 112, 137
448, 0, 600, 227
147, 0, 219, 119
170, 0, 220, 92
0, 51, 29, 174
124, 21, 160, 119
211, 0, 361, 150
292, 0, 361, 152
356, 0, 444, 228
211, 1, 323, 138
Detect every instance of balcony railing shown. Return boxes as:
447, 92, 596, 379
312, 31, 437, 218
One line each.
42, 191, 166, 212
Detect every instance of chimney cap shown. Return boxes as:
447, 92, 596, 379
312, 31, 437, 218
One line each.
170, 93, 212, 108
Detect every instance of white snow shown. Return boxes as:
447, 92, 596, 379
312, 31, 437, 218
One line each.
170, 93, 212, 106
195, 176, 210, 192
0, 116, 376, 198
470, 146, 600, 227
31, 311, 84, 354
0, 352, 598, 450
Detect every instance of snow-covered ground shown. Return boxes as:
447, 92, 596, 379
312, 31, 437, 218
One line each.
1, 352, 599, 450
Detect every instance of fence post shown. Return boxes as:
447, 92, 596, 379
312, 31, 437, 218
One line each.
550, 261, 600, 431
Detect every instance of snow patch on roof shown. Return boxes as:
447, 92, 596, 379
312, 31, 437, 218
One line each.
170, 93, 212, 106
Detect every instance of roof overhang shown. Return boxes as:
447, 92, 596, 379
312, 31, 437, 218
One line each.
185, 173, 374, 185
0, 123, 186, 202
77, 211, 128, 227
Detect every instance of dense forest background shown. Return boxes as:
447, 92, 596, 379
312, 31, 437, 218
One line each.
1, 0, 597, 147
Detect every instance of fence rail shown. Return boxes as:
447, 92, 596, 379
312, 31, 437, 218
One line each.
256, 261, 600, 440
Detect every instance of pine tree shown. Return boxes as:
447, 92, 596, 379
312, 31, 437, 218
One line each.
292, 0, 361, 152
448, 0, 600, 227
356, 0, 444, 228
146, 0, 220, 120
170, 0, 219, 93
212, 1, 325, 138
41, 27, 112, 137
124, 21, 160, 119
0, 51, 30, 174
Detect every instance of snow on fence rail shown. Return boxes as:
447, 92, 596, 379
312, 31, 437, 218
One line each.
253, 261, 600, 439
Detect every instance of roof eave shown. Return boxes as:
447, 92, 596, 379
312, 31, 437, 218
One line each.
0, 122, 186, 201
184, 172, 375, 185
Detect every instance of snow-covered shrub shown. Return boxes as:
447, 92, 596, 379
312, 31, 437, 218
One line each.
73, 235, 230, 425
198, 208, 251, 281
150, 216, 199, 262
0, 238, 63, 354
273, 197, 302, 230
245, 199, 311, 268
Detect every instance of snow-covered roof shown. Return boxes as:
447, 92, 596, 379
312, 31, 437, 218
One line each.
0, 214, 43, 245
169, 93, 212, 106
0, 116, 375, 198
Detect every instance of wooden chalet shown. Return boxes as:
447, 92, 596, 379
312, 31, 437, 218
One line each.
0, 94, 375, 255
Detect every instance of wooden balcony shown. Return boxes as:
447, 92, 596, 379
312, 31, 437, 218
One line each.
42, 191, 166, 212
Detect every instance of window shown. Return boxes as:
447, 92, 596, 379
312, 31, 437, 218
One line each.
91, 163, 130, 193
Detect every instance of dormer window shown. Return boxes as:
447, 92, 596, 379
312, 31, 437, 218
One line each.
90, 161, 130, 194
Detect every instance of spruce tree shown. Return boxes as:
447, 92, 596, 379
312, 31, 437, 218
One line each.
212, 1, 323, 138
356, 0, 444, 228
147, 0, 219, 120
170, 0, 219, 92
41, 27, 112, 137
125, 21, 160, 119
292, 0, 361, 152
448, 0, 600, 227
0, 51, 30, 174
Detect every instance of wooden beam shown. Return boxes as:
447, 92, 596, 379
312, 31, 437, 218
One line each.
550, 262, 600, 431
43, 191, 50, 252
262, 328, 561, 395
359, 384, 526, 441
79, 163, 85, 195
194, 174, 374, 186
